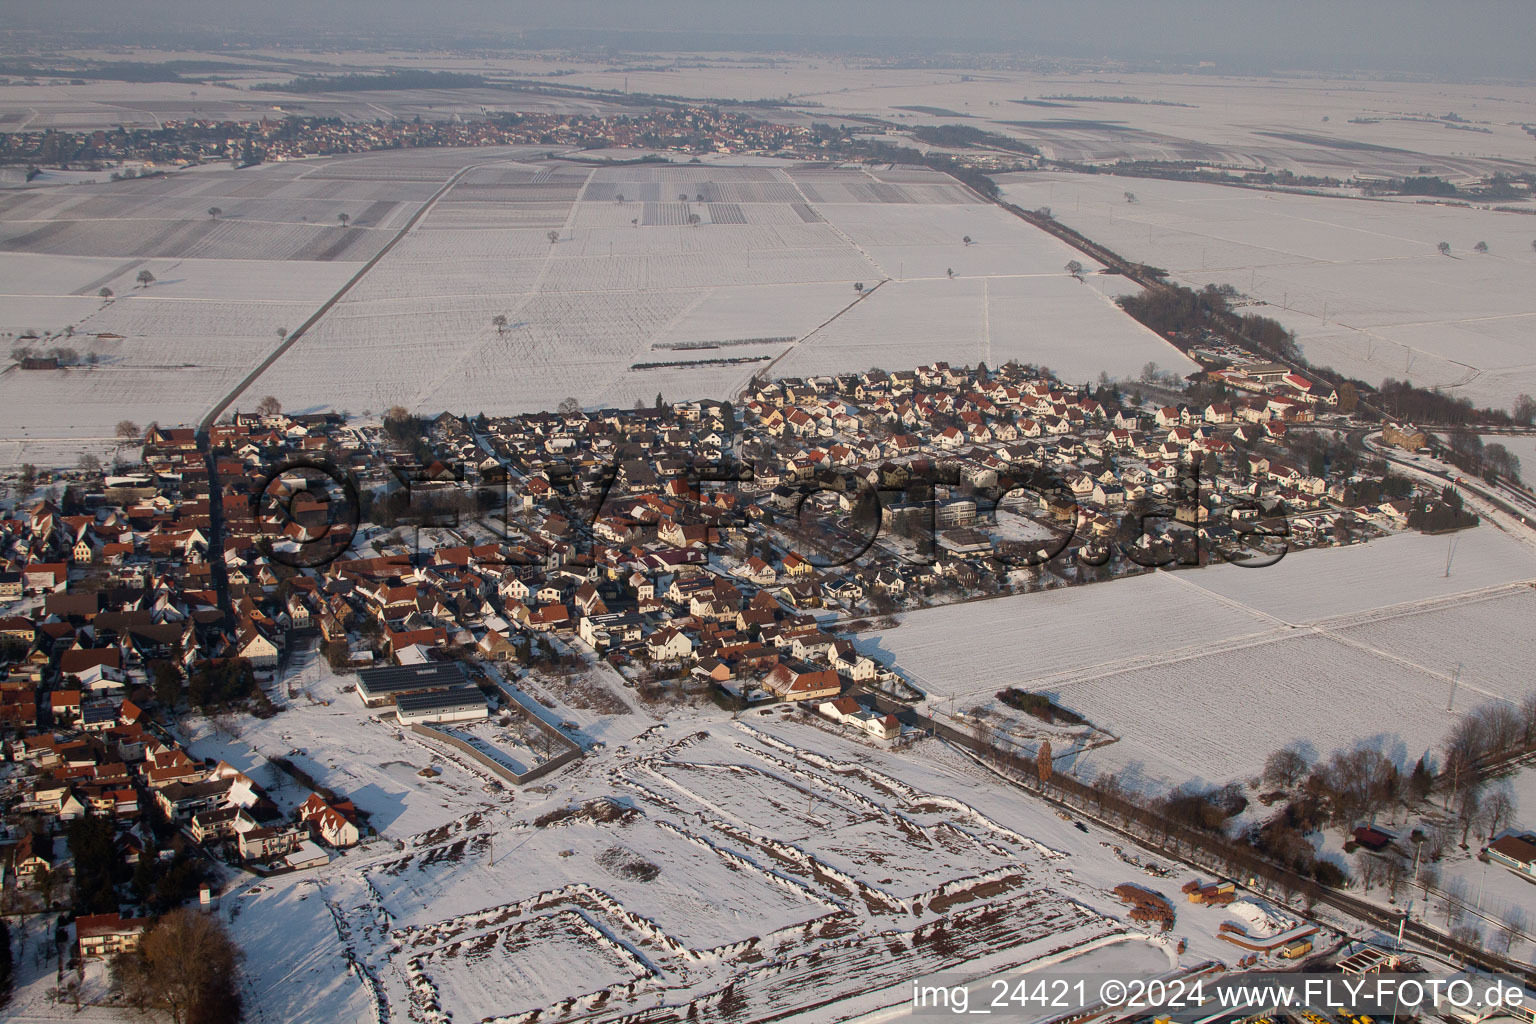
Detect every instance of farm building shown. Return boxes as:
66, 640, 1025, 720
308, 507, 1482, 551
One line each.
1350, 825, 1394, 851
1485, 833, 1536, 879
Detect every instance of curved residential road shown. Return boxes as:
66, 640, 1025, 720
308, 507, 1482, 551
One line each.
1346, 427, 1536, 531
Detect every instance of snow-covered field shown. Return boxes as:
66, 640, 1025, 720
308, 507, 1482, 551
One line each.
7, 54, 1535, 184
862, 528, 1536, 787
0, 254, 363, 438
243, 160, 1192, 418
0, 147, 552, 450
772, 272, 1190, 387
998, 172, 1536, 412
1, 151, 1194, 454
9, 60, 1534, 445
511, 59, 1536, 181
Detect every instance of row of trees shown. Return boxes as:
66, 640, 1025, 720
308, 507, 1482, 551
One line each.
1442, 690, 1536, 792
1013, 689, 1536, 911
1444, 427, 1524, 484
1377, 377, 1525, 427
10, 346, 96, 367
1249, 689, 1536, 903
1258, 689, 1535, 848
1436, 240, 1492, 255
972, 721, 1527, 964
1116, 281, 1301, 363
149, 658, 271, 715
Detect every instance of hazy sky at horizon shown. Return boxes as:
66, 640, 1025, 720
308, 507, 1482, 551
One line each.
8, 0, 1534, 78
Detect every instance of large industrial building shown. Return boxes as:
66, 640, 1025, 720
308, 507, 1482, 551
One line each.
394, 686, 491, 726
355, 662, 469, 708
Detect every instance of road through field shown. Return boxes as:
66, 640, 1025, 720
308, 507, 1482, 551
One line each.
198, 154, 544, 433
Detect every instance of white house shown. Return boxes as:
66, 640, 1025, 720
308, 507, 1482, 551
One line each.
818, 697, 901, 740
646, 626, 693, 661
299, 793, 361, 848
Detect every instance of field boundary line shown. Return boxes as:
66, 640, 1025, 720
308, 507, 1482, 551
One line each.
750, 279, 888, 390
201, 158, 504, 430
405, 166, 597, 412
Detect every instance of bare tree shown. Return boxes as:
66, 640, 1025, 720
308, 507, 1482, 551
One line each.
112, 908, 243, 1024
77, 453, 102, 474
1478, 786, 1514, 840
1437, 241, 1451, 256
1384, 857, 1408, 902
1065, 260, 1084, 280
547, 230, 560, 244
1456, 784, 1484, 846
336, 212, 350, 227
1497, 906, 1527, 954
1091, 771, 1122, 815
1477, 702, 1523, 752
255, 395, 282, 418
972, 713, 997, 761
1441, 874, 1468, 927
962, 235, 972, 246
115, 420, 140, 443
557, 396, 582, 416
1124, 191, 1138, 204
207, 207, 222, 220
491, 314, 508, 334
136, 269, 155, 288
1353, 852, 1381, 891
1263, 745, 1311, 789
1036, 740, 1053, 787
1442, 715, 1482, 803
1425, 821, 1454, 861
1473, 240, 1489, 254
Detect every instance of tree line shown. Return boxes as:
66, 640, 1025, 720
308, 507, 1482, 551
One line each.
1116, 281, 1300, 364
1378, 378, 1527, 429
